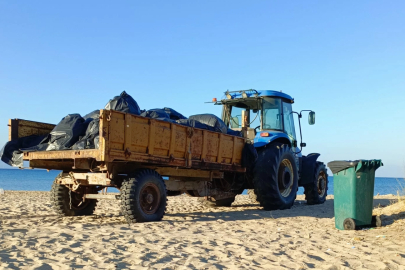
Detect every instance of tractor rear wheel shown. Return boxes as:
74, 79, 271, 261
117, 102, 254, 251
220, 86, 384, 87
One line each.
252, 143, 298, 210
304, 162, 328, 205
120, 169, 167, 223
50, 178, 98, 216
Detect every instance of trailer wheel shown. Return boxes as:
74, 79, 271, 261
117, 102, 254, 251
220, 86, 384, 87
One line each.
304, 162, 328, 205
50, 179, 98, 216
247, 189, 258, 203
120, 169, 167, 223
252, 143, 298, 210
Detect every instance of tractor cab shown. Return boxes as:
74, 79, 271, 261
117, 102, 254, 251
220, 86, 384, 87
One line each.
213, 89, 328, 210
216, 89, 315, 151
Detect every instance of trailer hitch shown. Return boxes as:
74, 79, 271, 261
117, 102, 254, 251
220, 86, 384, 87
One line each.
69, 172, 81, 191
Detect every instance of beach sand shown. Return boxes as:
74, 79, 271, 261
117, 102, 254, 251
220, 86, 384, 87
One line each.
0, 192, 404, 270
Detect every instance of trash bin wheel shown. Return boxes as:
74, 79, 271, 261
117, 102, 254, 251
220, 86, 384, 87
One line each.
343, 218, 356, 230
120, 169, 167, 223
371, 215, 382, 227
252, 143, 298, 210
304, 162, 328, 205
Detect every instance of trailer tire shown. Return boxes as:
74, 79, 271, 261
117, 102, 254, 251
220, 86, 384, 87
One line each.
304, 162, 328, 205
120, 169, 167, 223
252, 143, 298, 210
50, 178, 98, 216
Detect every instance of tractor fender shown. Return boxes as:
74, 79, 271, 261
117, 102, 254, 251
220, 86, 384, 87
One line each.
253, 132, 291, 148
299, 153, 321, 186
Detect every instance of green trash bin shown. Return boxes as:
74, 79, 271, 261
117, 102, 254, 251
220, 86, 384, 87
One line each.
327, 160, 383, 230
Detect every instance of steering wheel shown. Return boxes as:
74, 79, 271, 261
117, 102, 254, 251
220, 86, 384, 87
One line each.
254, 126, 260, 135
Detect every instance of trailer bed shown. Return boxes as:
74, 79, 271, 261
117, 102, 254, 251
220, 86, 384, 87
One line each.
13, 110, 246, 173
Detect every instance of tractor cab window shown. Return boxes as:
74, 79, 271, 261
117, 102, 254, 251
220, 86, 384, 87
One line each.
282, 102, 297, 141
262, 98, 282, 130
229, 106, 243, 128
228, 105, 261, 129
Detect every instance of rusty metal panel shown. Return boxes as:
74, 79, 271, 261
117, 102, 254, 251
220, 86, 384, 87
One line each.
8, 119, 55, 141
56, 173, 112, 186
99, 110, 109, 162
219, 135, 234, 164
205, 132, 219, 162
24, 149, 101, 160
153, 121, 171, 156
131, 115, 149, 154
173, 125, 187, 158
104, 112, 246, 169
190, 129, 203, 159
109, 112, 125, 151
155, 167, 223, 178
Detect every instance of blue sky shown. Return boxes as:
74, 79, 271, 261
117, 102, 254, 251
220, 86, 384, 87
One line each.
1, 1, 404, 176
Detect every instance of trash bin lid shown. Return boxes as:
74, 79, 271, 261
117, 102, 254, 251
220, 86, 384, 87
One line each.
327, 160, 383, 174
327, 160, 360, 174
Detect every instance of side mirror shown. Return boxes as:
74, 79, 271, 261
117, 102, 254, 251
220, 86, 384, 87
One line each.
308, 111, 315, 125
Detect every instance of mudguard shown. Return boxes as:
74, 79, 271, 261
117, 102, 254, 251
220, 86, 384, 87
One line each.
299, 153, 320, 186
253, 131, 291, 148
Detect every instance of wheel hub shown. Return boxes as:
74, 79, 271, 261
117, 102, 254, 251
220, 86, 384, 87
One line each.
145, 193, 154, 204
317, 172, 327, 197
139, 183, 161, 215
278, 159, 294, 198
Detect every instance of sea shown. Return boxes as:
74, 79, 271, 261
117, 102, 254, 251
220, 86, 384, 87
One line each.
0, 169, 404, 196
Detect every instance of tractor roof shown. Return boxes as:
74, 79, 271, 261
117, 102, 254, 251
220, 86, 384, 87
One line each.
223, 89, 294, 103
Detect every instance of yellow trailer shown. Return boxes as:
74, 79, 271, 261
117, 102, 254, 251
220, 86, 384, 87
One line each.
9, 110, 247, 222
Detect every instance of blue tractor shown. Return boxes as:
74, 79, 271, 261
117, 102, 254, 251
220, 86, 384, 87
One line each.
216, 89, 328, 210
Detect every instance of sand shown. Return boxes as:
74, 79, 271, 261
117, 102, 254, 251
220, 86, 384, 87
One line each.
0, 192, 404, 270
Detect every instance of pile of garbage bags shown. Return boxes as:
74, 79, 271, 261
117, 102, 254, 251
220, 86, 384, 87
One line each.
1, 91, 242, 167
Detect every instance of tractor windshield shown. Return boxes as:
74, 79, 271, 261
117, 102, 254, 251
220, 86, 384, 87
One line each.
262, 97, 283, 130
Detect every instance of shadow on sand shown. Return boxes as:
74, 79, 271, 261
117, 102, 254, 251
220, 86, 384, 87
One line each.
0, 198, 402, 227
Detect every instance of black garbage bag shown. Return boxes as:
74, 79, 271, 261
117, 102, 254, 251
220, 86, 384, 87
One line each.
105, 91, 141, 115
31, 114, 88, 151
188, 114, 227, 134
83, 110, 100, 122
94, 135, 100, 149
227, 128, 242, 137
72, 119, 100, 150
176, 119, 216, 131
140, 109, 170, 119
163, 107, 187, 120
155, 118, 177, 123
0, 135, 46, 167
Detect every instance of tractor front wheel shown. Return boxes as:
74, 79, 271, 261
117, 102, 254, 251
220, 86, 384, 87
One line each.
304, 162, 328, 205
